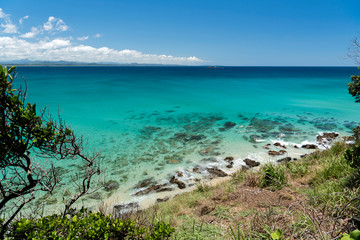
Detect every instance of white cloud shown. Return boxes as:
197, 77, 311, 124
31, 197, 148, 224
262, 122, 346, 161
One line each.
0, 9, 202, 65
20, 26, 39, 38
55, 19, 68, 31
77, 36, 88, 41
43, 16, 68, 32
1, 22, 17, 33
19, 15, 29, 24
0, 8, 17, 33
0, 8, 9, 19
0, 37, 203, 65
20, 16, 68, 38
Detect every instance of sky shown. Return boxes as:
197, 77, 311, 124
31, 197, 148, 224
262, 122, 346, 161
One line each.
0, 0, 359, 66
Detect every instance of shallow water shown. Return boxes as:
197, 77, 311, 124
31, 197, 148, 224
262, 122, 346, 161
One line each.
14, 66, 360, 211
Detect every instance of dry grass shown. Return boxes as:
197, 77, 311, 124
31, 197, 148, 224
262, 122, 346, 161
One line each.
105, 142, 359, 239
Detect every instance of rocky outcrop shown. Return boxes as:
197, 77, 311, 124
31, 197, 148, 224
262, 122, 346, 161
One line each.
224, 156, 234, 168
342, 136, 355, 142
268, 150, 287, 156
206, 167, 228, 177
155, 187, 173, 193
316, 132, 339, 145
133, 183, 167, 196
243, 158, 260, 168
301, 144, 318, 149
224, 122, 236, 128
277, 157, 292, 163
135, 178, 154, 189
170, 176, 186, 189
226, 163, 233, 168
219, 122, 236, 131
274, 142, 286, 148
156, 197, 170, 203
104, 180, 120, 192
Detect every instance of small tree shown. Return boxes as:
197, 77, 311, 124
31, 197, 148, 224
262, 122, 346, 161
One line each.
348, 38, 360, 65
348, 38, 360, 102
0, 65, 102, 238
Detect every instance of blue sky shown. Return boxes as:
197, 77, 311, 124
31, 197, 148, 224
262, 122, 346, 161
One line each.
0, 0, 359, 65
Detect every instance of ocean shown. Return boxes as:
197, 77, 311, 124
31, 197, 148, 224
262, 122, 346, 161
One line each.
15, 66, 360, 211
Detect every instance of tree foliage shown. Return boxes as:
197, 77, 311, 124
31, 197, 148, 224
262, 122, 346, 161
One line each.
348, 75, 360, 103
348, 39, 360, 102
0, 65, 101, 238
6, 208, 174, 240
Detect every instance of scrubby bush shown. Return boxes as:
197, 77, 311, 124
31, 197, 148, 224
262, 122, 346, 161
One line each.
260, 163, 288, 190
344, 145, 360, 169
353, 126, 360, 144
5, 208, 174, 239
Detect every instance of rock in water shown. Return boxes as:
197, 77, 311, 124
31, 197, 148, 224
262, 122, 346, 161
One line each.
301, 144, 318, 149
104, 180, 120, 192
268, 150, 287, 156
206, 167, 228, 177
224, 122, 236, 128
274, 142, 286, 148
224, 156, 234, 162
134, 178, 154, 189
133, 184, 167, 196
243, 158, 260, 168
220, 122, 236, 131
170, 176, 186, 189
316, 132, 339, 145
277, 157, 292, 163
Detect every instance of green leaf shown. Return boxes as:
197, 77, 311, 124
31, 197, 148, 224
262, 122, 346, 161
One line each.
8, 66, 16, 73
341, 233, 352, 240
72, 215, 77, 222
270, 229, 283, 240
350, 230, 360, 240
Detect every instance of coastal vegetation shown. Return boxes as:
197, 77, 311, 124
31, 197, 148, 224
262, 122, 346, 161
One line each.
138, 140, 360, 239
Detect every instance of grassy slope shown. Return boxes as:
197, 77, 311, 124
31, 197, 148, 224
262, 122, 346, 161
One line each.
141, 141, 360, 239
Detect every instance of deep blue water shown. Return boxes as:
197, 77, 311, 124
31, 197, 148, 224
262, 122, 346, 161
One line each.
14, 66, 360, 208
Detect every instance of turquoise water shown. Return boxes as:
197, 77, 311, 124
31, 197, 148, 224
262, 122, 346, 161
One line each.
15, 66, 360, 209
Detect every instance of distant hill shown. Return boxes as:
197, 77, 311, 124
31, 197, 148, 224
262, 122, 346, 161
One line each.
0, 59, 184, 66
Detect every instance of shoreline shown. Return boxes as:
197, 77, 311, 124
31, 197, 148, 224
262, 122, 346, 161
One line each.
98, 131, 351, 215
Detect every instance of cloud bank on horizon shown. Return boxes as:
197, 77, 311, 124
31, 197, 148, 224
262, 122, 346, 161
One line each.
0, 8, 202, 65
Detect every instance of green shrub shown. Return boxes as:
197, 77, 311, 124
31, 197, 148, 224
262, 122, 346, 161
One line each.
260, 163, 288, 190
270, 229, 284, 240
231, 170, 247, 184
344, 145, 360, 169
150, 221, 175, 239
341, 229, 360, 240
285, 161, 309, 178
195, 183, 212, 193
346, 169, 360, 189
353, 126, 360, 144
5, 208, 174, 239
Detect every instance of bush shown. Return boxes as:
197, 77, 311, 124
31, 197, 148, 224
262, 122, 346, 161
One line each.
260, 163, 288, 190
353, 126, 360, 144
344, 145, 360, 169
5, 208, 174, 239
344, 144, 360, 188
285, 161, 309, 178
